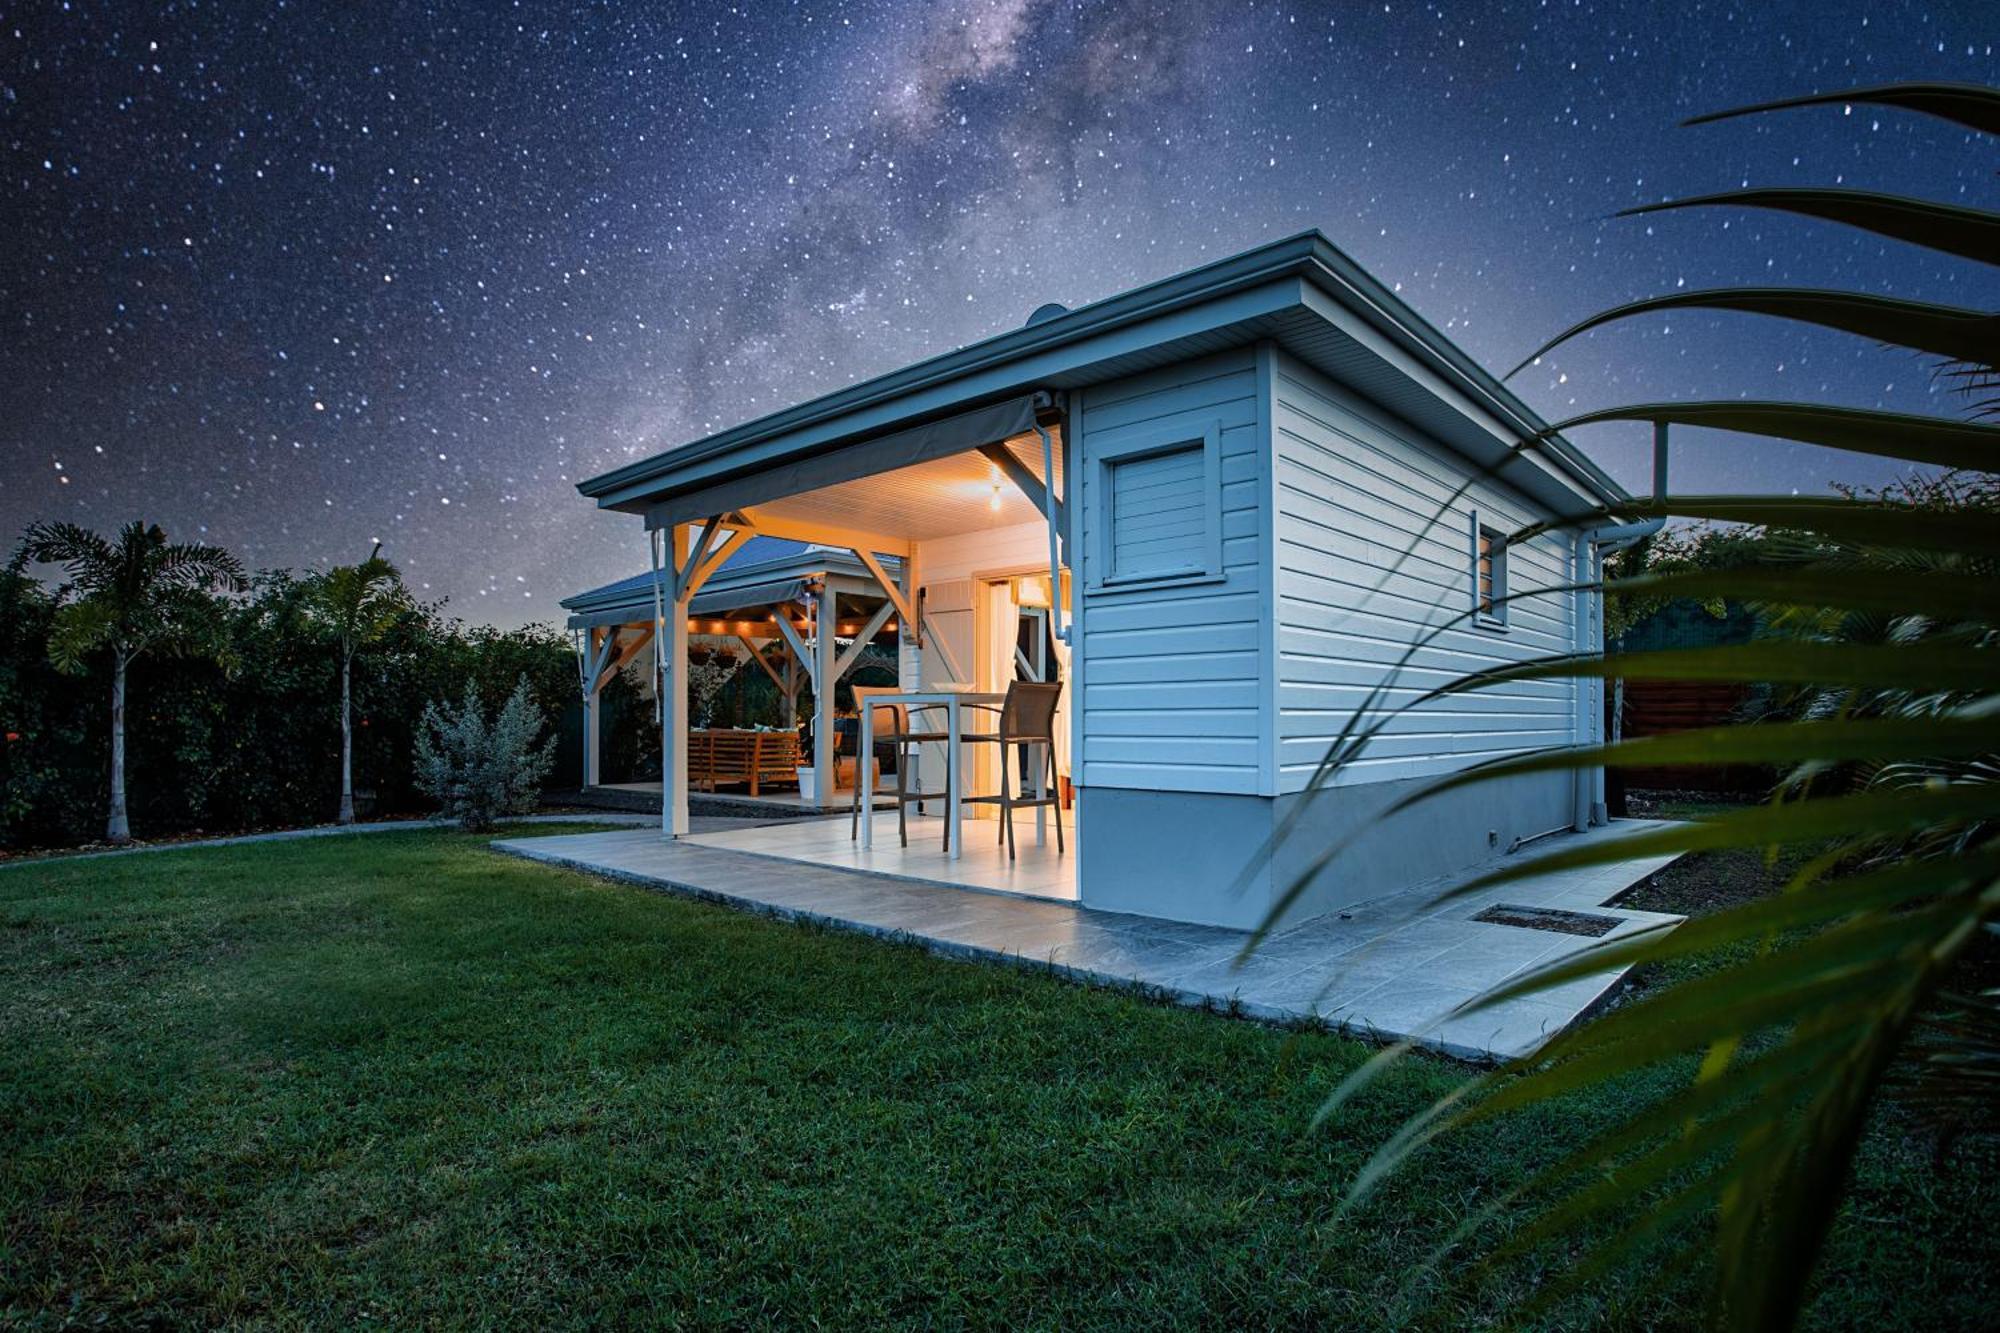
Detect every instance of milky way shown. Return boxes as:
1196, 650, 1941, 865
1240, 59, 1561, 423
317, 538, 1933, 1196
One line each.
4, 1, 1995, 626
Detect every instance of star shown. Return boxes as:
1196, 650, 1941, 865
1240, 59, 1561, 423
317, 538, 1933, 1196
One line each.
3, 1, 1992, 623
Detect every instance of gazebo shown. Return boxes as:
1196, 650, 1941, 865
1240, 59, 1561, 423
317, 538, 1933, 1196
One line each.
561, 537, 902, 809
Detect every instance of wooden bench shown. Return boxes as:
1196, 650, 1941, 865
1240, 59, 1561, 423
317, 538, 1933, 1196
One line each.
688, 729, 800, 796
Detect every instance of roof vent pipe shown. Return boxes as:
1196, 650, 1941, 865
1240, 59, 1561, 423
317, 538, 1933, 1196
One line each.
1025, 302, 1070, 327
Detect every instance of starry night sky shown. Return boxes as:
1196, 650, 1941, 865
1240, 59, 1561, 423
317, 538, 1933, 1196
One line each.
5, 1, 1995, 626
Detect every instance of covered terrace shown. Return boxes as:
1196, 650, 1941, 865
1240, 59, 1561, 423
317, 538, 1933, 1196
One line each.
584, 390, 1075, 854
562, 538, 905, 810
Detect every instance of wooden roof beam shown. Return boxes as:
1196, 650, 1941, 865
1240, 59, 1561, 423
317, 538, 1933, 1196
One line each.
977, 442, 1064, 534
593, 623, 655, 691
683, 524, 756, 601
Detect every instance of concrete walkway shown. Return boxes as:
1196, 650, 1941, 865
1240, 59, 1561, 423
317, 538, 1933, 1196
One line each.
552, 783, 892, 820
0, 812, 710, 870
493, 821, 1684, 1063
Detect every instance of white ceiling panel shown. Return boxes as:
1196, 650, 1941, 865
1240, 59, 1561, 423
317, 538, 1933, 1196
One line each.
754, 430, 1064, 542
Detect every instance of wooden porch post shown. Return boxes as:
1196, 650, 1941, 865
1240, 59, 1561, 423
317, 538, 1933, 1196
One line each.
655, 526, 692, 838
812, 586, 837, 810
581, 627, 603, 789
579, 623, 655, 791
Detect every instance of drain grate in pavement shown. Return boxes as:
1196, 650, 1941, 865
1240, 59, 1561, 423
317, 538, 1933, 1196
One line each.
1473, 903, 1623, 937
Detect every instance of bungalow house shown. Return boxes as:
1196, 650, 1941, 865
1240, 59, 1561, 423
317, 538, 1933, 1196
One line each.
570, 231, 1634, 933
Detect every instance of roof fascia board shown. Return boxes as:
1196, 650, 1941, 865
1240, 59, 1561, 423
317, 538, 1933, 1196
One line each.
822, 571, 891, 598
565, 608, 648, 631
570, 587, 890, 631
560, 553, 895, 613
636, 394, 1042, 529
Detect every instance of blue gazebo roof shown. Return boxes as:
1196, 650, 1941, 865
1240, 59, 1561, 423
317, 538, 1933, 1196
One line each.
561, 537, 900, 629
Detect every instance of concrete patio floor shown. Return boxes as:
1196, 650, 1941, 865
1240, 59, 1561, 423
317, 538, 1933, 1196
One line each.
688, 806, 1078, 902
492, 820, 1684, 1063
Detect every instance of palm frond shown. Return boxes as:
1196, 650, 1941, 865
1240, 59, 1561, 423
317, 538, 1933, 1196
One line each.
1506, 290, 1997, 379
1604, 566, 2000, 624
1381, 713, 2000, 813
1935, 359, 2000, 420
1617, 188, 2000, 267
1886, 988, 2000, 1148
19, 520, 115, 585
1516, 496, 2000, 558
305, 545, 411, 648
1432, 640, 1996, 699
44, 598, 118, 674
158, 541, 247, 591
1277, 78, 2000, 1329
1542, 401, 2000, 474
18, 520, 244, 672
1683, 80, 2000, 136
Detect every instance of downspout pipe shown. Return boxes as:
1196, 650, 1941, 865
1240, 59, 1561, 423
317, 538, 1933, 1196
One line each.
1571, 422, 1669, 831
1035, 419, 1067, 645
1033, 390, 1070, 645
648, 528, 668, 725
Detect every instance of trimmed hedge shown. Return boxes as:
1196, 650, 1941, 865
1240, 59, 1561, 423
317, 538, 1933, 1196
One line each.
0, 569, 573, 849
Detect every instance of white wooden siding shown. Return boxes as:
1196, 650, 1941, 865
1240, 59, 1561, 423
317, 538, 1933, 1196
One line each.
1270, 348, 1576, 790
1077, 347, 1270, 795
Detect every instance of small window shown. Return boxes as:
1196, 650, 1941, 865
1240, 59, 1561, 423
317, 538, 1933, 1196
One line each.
1473, 516, 1508, 627
1093, 420, 1223, 590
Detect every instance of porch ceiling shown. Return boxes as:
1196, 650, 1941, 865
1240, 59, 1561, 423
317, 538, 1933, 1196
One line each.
748, 432, 1061, 543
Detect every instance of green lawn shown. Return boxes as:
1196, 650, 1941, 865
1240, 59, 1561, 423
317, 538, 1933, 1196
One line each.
1, 826, 1991, 1329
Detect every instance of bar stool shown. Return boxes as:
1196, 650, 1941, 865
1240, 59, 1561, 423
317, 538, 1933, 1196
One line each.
849, 685, 953, 849
959, 680, 1064, 860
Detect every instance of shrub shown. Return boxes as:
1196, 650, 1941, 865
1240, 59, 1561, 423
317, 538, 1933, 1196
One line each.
412, 677, 556, 832
686, 645, 739, 727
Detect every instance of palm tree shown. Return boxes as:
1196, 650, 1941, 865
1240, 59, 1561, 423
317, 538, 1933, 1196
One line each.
304, 542, 411, 824
1265, 81, 2000, 1327
18, 521, 246, 843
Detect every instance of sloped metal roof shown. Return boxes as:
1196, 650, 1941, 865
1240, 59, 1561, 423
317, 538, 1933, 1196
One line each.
577, 230, 1627, 523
